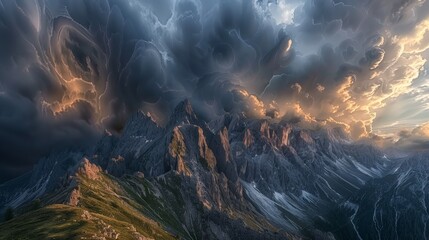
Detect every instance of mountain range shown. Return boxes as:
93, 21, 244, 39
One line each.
0, 100, 427, 240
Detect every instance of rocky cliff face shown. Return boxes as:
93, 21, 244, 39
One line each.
323, 153, 429, 240
0, 100, 420, 239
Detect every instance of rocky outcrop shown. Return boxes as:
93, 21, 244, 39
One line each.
78, 158, 101, 180
67, 187, 80, 206
210, 127, 238, 182
243, 129, 254, 148
168, 127, 190, 176
280, 126, 291, 147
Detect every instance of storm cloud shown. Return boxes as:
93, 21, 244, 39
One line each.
260, 0, 429, 139
1, 0, 429, 181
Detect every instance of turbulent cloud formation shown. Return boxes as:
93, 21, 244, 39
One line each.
261, 0, 429, 138
1, 0, 429, 181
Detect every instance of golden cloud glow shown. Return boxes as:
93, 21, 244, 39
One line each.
40, 17, 108, 122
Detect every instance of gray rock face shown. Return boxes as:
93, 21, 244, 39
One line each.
0, 100, 423, 239
0, 151, 85, 209
323, 153, 429, 240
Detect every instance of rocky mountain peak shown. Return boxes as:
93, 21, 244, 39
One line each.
169, 125, 217, 173
166, 99, 200, 129
122, 110, 160, 138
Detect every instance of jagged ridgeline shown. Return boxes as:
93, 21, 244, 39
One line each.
0, 100, 426, 239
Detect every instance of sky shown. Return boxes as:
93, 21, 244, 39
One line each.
0, 0, 429, 181
265, 0, 429, 136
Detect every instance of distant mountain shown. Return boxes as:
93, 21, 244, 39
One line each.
323, 153, 429, 240
0, 100, 422, 239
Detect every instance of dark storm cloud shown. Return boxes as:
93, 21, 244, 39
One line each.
0, 0, 101, 181
1, 0, 429, 181
0, 91, 98, 180
0, 0, 283, 181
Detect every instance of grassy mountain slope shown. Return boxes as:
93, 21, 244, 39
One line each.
0, 160, 288, 240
